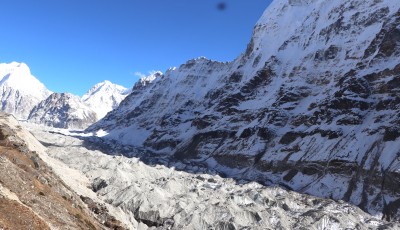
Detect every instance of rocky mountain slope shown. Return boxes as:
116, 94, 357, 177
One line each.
23, 122, 398, 229
82, 80, 131, 119
88, 0, 400, 221
0, 62, 51, 119
0, 113, 126, 229
28, 93, 98, 129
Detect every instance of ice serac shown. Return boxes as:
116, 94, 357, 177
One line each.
88, 0, 400, 221
82, 80, 131, 119
0, 62, 52, 119
29, 93, 97, 129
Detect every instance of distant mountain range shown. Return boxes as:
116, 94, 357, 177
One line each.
0, 61, 131, 128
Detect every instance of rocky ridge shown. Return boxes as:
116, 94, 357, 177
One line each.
28, 93, 98, 129
88, 0, 400, 221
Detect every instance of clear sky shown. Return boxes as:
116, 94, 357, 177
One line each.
0, 0, 272, 96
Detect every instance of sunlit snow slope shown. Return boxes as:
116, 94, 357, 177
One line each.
82, 80, 131, 119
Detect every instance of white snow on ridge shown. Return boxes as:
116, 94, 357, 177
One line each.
0, 62, 50, 99
0, 62, 52, 119
0, 61, 132, 125
139, 71, 162, 86
27, 92, 98, 129
82, 80, 131, 119
0, 62, 48, 97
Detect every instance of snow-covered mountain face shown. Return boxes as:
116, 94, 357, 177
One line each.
82, 80, 131, 119
0, 62, 52, 119
89, 0, 400, 221
28, 93, 97, 129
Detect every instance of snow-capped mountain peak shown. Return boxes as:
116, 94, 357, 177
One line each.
0, 62, 50, 98
0, 62, 131, 126
82, 80, 128, 100
82, 80, 131, 119
0, 62, 52, 119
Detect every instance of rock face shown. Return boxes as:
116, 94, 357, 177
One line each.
28, 93, 97, 129
82, 80, 131, 119
88, 0, 400, 221
0, 62, 51, 119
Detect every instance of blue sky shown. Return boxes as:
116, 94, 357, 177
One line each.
0, 0, 272, 95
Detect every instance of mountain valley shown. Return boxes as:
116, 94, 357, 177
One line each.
21, 114, 400, 229
0, 0, 400, 229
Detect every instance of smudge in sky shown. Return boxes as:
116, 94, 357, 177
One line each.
217, 2, 227, 11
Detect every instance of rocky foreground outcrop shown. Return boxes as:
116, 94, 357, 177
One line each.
88, 0, 400, 221
0, 113, 126, 229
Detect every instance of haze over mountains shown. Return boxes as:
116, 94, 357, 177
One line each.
0, 0, 400, 228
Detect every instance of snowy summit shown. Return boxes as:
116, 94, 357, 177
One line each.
0, 62, 51, 119
82, 80, 131, 119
